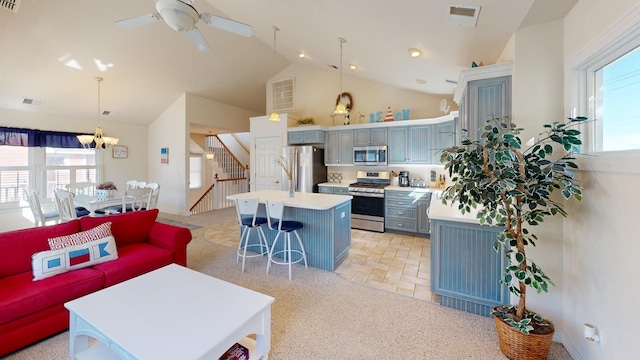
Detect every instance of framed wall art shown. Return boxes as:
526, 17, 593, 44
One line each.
160, 147, 169, 164
112, 145, 128, 159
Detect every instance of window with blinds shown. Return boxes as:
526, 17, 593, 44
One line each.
0, 145, 97, 208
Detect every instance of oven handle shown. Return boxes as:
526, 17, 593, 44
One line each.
348, 192, 385, 198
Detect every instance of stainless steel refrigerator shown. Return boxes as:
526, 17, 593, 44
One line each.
285, 145, 327, 193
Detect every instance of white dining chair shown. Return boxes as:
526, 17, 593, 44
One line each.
24, 188, 59, 227
54, 188, 83, 222
126, 180, 139, 190
65, 182, 97, 196
145, 183, 160, 209
135, 181, 147, 189
102, 188, 152, 214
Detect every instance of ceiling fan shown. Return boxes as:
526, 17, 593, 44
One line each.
115, 0, 253, 53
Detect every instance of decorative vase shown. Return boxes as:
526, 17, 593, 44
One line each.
493, 312, 554, 360
289, 178, 295, 197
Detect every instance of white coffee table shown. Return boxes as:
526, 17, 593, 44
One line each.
64, 264, 275, 359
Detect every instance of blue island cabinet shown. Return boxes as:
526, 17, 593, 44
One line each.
430, 219, 509, 317
228, 191, 352, 272
268, 201, 352, 271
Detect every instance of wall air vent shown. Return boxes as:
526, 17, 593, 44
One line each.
22, 98, 44, 106
272, 78, 295, 112
1, 0, 21, 13
447, 5, 481, 28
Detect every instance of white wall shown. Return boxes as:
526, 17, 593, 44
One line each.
512, 17, 566, 339
267, 63, 456, 126
562, 1, 640, 359
0, 107, 147, 191
148, 94, 189, 215
186, 93, 261, 133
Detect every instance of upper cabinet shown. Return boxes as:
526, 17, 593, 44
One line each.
433, 119, 457, 164
325, 130, 354, 165
454, 63, 512, 142
353, 128, 387, 146
288, 129, 325, 144
388, 125, 432, 164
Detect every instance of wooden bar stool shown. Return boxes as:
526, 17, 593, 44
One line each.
234, 198, 269, 272
265, 200, 307, 280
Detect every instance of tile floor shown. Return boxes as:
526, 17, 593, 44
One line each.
201, 211, 434, 303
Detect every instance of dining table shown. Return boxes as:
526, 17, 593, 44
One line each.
74, 193, 127, 216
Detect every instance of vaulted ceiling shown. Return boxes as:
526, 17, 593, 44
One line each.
0, 0, 576, 131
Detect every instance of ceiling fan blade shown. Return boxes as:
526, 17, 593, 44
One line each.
115, 13, 162, 29
199, 13, 253, 38
186, 27, 211, 53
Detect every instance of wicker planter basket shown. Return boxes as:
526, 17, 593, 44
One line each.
493, 315, 554, 360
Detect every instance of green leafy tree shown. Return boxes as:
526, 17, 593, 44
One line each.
440, 116, 587, 333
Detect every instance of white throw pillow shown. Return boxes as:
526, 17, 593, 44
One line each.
32, 235, 118, 281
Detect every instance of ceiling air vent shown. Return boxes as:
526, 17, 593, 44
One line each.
22, 98, 44, 106
1, 0, 21, 13
447, 5, 481, 28
272, 78, 295, 112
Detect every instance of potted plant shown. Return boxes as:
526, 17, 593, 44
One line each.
296, 117, 315, 126
439, 116, 587, 360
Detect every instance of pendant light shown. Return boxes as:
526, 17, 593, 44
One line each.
205, 131, 215, 160
269, 26, 281, 122
77, 77, 119, 150
333, 37, 349, 116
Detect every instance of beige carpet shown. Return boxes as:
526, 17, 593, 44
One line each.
5, 210, 573, 359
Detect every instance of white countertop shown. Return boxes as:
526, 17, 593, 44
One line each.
227, 190, 352, 210
428, 190, 482, 224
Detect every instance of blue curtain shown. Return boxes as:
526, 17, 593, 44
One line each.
0, 126, 87, 148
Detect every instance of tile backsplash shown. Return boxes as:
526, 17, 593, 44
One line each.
327, 165, 449, 187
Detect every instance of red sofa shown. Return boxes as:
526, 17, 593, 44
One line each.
0, 209, 192, 356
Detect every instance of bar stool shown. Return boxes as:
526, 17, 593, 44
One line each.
234, 198, 269, 272
265, 200, 307, 280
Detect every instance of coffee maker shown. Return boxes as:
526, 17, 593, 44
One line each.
399, 171, 410, 187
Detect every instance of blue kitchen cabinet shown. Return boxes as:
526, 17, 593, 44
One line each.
458, 76, 511, 142
433, 119, 457, 164
388, 125, 432, 164
353, 127, 387, 146
288, 129, 325, 144
325, 130, 354, 165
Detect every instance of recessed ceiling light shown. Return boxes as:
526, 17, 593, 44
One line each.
409, 48, 423, 58
349, 64, 358, 70
298, 52, 306, 58
416, 79, 426, 84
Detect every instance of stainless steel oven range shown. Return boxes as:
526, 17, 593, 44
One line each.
348, 171, 390, 232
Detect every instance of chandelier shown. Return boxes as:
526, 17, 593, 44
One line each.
77, 77, 119, 149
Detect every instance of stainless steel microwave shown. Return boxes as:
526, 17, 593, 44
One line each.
353, 146, 387, 166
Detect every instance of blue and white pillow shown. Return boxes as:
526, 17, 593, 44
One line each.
32, 235, 118, 281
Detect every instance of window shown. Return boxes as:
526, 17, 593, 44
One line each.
189, 155, 203, 189
572, 11, 640, 155
593, 46, 640, 152
0, 145, 98, 209
0, 146, 29, 207
45, 147, 97, 200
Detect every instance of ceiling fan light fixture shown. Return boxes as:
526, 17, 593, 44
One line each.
156, 0, 198, 32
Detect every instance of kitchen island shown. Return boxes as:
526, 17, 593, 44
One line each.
428, 191, 509, 317
227, 190, 352, 272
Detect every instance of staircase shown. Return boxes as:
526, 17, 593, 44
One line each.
190, 135, 249, 214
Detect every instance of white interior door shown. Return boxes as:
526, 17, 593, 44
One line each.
254, 136, 282, 191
